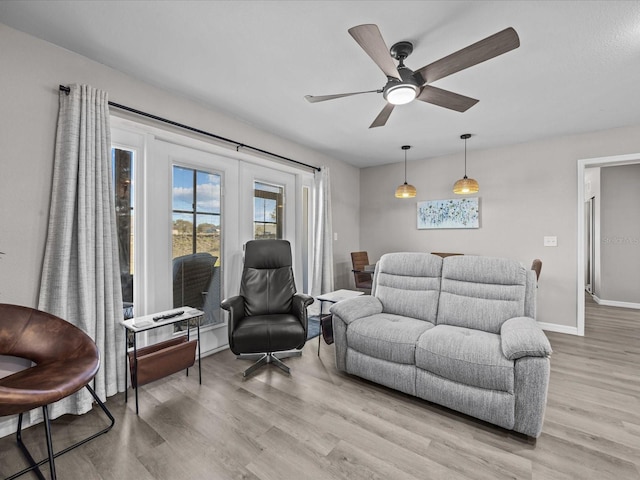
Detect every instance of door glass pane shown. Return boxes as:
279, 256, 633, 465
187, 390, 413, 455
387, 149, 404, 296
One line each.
172, 166, 194, 211
195, 214, 220, 255
254, 181, 284, 239
196, 171, 219, 214
172, 212, 193, 259
172, 166, 222, 329
112, 147, 134, 319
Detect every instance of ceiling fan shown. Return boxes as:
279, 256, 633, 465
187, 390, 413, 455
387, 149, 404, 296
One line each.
305, 24, 520, 128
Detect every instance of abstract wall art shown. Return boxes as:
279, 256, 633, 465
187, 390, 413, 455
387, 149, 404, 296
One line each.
417, 198, 479, 229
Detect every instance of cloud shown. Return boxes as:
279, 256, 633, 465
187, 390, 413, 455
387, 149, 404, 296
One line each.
172, 184, 221, 212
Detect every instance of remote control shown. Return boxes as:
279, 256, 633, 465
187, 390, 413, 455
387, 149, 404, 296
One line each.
152, 310, 184, 321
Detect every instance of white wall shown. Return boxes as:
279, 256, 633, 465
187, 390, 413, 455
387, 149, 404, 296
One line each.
584, 167, 601, 296
2, 20, 639, 348
360, 126, 640, 331
0, 23, 360, 309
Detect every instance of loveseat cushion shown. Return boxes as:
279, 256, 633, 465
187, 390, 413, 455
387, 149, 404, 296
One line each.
374, 253, 442, 323
348, 314, 435, 365
415, 325, 514, 393
438, 256, 527, 334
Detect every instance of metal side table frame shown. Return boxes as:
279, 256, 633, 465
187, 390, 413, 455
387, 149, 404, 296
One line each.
315, 289, 364, 356
121, 308, 203, 414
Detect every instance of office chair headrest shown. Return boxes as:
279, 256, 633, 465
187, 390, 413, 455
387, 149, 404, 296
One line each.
244, 240, 292, 269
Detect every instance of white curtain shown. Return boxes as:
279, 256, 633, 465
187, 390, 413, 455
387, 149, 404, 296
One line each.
37, 84, 124, 419
310, 166, 334, 313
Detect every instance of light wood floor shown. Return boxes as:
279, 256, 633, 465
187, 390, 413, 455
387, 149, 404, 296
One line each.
1, 297, 639, 480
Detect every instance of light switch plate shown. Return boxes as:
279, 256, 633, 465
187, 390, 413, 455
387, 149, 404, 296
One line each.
544, 236, 558, 247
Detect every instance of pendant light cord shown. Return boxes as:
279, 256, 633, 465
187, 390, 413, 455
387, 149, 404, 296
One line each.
460, 133, 471, 178
401, 145, 411, 183
464, 136, 467, 177
404, 148, 408, 183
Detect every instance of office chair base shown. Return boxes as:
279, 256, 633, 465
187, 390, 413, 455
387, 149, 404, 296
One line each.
7, 384, 115, 480
237, 351, 302, 377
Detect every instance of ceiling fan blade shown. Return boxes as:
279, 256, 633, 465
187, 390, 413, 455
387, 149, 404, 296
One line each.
305, 89, 380, 103
416, 85, 479, 112
369, 103, 395, 128
416, 27, 520, 84
348, 24, 401, 80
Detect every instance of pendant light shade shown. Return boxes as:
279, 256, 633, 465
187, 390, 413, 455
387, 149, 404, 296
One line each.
395, 182, 417, 198
453, 133, 479, 194
395, 145, 417, 198
453, 176, 480, 194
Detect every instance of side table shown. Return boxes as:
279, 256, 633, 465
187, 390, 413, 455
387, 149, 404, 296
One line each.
316, 289, 364, 356
121, 308, 203, 414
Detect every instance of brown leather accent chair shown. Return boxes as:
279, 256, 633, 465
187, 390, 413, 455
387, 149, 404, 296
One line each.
0, 304, 114, 480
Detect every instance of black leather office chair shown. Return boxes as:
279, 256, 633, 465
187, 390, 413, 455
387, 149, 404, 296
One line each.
221, 240, 314, 377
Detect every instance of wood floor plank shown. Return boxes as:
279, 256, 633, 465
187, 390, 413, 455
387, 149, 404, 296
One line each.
313, 410, 465, 479
325, 439, 425, 480
0, 295, 638, 479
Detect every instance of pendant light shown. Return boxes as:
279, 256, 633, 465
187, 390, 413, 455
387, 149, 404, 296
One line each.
395, 145, 417, 198
453, 133, 479, 194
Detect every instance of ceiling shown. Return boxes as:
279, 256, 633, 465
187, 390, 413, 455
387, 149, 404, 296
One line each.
1, 1, 640, 168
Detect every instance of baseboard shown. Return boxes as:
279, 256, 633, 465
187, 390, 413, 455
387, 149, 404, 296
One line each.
592, 296, 640, 310
201, 343, 229, 357
538, 322, 580, 335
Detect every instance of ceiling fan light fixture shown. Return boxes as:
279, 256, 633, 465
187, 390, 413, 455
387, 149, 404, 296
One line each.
384, 83, 418, 105
395, 145, 417, 198
453, 133, 479, 195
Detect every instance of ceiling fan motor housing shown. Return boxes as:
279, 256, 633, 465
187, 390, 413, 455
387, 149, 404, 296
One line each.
383, 42, 424, 105
390, 41, 414, 60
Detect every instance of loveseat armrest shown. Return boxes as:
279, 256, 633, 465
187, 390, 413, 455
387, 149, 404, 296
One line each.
501, 317, 552, 360
330, 296, 383, 325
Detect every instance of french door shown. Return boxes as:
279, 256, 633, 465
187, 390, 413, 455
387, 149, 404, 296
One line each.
239, 163, 299, 272
151, 140, 239, 353
112, 118, 313, 354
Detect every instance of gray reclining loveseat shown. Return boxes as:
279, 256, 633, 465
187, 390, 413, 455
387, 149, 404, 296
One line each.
331, 253, 552, 438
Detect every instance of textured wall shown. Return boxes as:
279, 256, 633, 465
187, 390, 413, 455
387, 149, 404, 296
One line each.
600, 164, 640, 303
360, 127, 640, 330
0, 23, 360, 307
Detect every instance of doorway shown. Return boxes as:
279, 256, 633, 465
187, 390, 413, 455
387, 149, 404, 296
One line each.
577, 152, 640, 336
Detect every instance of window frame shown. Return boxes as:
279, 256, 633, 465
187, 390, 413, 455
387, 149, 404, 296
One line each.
111, 115, 314, 355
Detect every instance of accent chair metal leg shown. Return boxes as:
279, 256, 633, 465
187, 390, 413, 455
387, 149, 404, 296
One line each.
7, 384, 115, 480
42, 405, 57, 480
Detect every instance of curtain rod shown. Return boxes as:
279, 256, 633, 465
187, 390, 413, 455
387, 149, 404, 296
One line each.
59, 85, 320, 172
